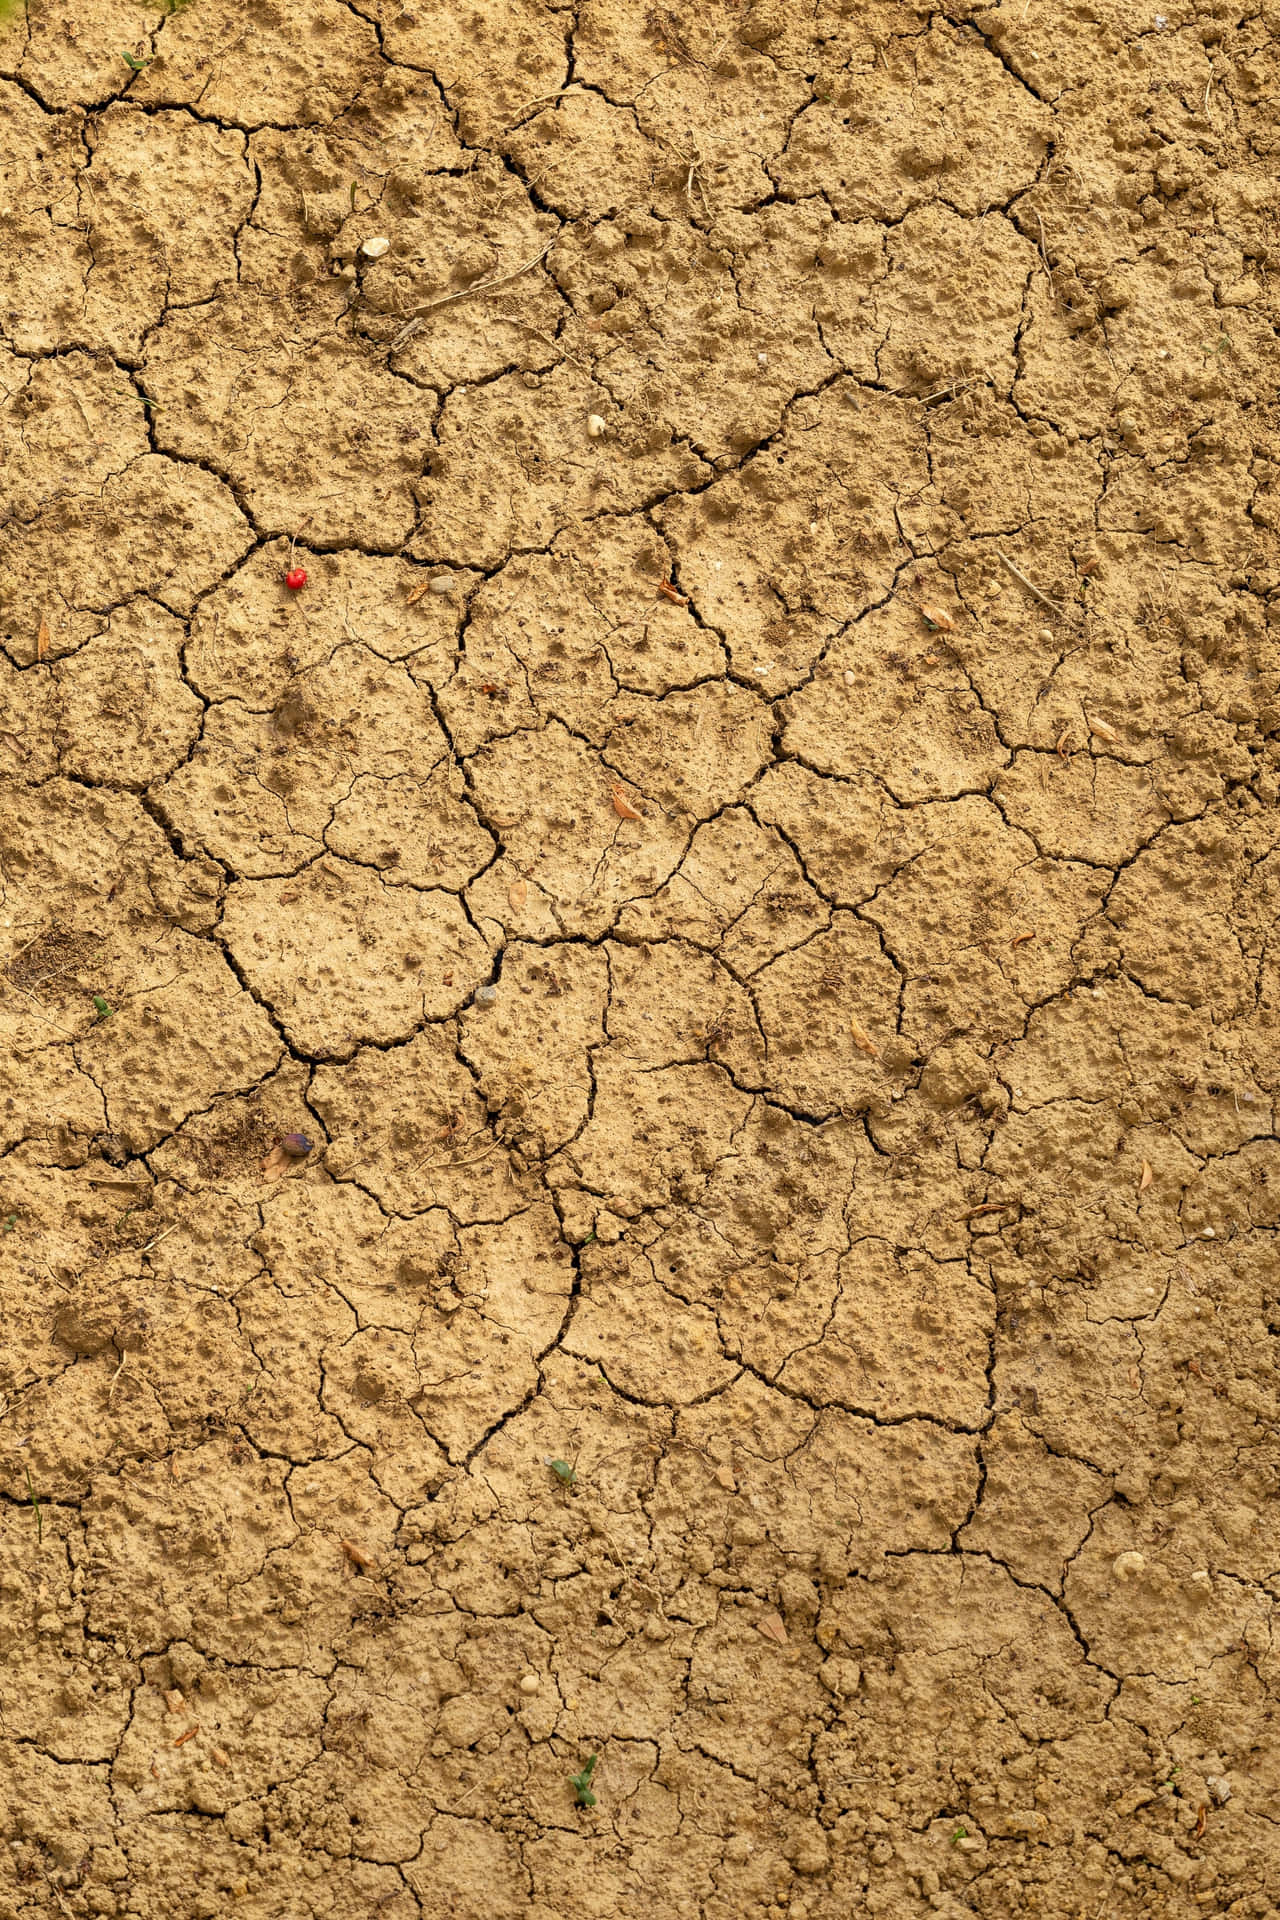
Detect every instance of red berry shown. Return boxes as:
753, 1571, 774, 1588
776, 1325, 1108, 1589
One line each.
285, 567, 307, 591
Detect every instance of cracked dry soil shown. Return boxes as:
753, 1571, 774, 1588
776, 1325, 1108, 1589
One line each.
1, 0, 1280, 1915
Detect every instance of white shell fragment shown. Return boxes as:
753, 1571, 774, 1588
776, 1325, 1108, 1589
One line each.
587, 413, 608, 438
361, 235, 391, 259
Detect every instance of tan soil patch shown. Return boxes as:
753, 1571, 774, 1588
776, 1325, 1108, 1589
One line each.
2, 2, 1280, 1917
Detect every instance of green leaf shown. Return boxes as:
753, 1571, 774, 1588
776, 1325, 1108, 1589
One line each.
570, 1755, 598, 1807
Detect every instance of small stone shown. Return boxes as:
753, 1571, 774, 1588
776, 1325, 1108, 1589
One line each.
1112, 1550, 1146, 1579
587, 413, 608, 438
281, 1132, 312, 1159
757, 351, 768, 367
429, 574, 454, 594
473, 984, 499, 1008
519, 1673, 540, 1695
361, 235, 391, 259
1206, 1775, 1231, 1805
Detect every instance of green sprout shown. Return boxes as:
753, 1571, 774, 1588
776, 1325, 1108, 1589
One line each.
950, 1825, 969, 1845
121, 49, 152, 70
569, 1755, 598, 1809
548, 1458, 577, 1488
1, 1213, 16, 1234
92, 995, 113, 1020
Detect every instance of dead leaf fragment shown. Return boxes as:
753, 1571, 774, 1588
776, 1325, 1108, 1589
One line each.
756, 1611, 789, 1645
610, 783, 643, 821
164, 1689, 185, 1715
919, 603, 954, 632
405, 580, 434, 606
36, 616, 50, 662
1089, 715, 1119, 743
1139, 1159, 1153, 1194
173, 1725, 200, 1748
341, 1538, 378, 1572
849, 1015, 880, 1059
508, 878, 528, 910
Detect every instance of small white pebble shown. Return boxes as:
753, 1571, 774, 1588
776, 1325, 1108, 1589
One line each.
1190, 1569, 1210, 1585
1202, 1226, 1216, 1239
518, 1673, 540, 1695
844, 669, 856, 685
757, 351, 768, 367
587, 413, 608, 438
428, 574, 454, 595
474, 984, 499, 1007
1113, 1550, 1146, 1579
361, 235, 390, 259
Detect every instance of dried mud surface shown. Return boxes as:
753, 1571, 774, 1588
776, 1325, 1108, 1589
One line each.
2, 0, 1280, 1915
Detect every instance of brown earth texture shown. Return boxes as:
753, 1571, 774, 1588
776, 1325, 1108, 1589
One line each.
2, 0, 1280, 1915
